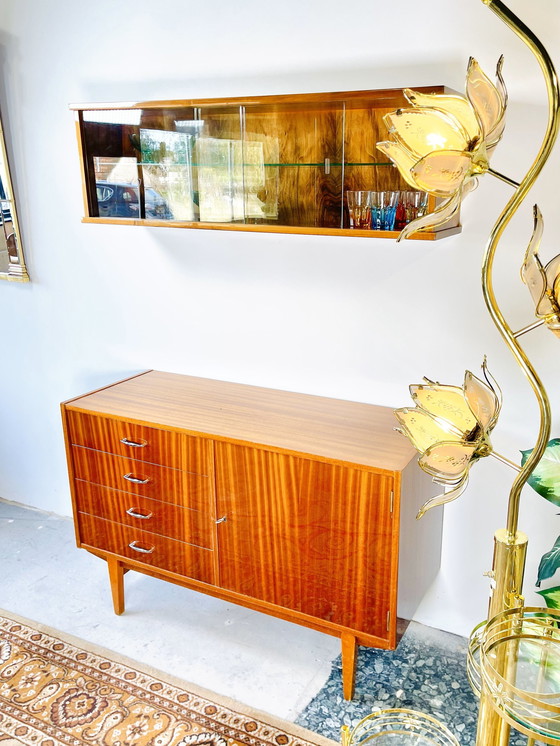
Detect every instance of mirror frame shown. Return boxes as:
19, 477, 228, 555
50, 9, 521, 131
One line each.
0, 110, 29, 282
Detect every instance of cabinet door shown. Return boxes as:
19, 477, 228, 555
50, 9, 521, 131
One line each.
214, 442, 396, 639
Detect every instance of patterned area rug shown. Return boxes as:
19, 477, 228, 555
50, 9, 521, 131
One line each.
0, 609, 335, 746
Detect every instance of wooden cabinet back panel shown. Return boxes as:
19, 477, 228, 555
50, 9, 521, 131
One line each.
71, 445, 213, 511
67, 410, 212, 475
215, 442, 396, 638
74, 481, 214, 549
78, 512, 215, 582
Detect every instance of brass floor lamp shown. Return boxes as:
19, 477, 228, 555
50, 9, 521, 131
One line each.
343, 1, 560, 744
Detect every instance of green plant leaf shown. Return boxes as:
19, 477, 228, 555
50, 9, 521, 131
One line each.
536, 585, 560, 610
521, 437, 560, 505
537, 535, 560, 587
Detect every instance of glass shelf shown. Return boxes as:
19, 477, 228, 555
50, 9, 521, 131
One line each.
470, 606, 560, 745
341, 709, 459, 746
135, 161, 394, 168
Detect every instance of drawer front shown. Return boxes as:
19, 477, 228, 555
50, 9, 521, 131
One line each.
71, 445, 212, 511
78, 512, 215, 583
74, 481, 214, 549
66, 410, 212, 476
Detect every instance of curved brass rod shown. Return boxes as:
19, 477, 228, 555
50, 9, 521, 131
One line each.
481, 0, 560, 540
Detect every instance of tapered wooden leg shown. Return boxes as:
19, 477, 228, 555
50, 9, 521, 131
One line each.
107, 557, 125, 615
341, 632, 357, 700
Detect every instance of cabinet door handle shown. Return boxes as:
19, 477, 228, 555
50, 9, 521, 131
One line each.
126, 507, 153, 519
120, 437, 147, 448
215, 515, 227, 524
123, 473, 150, 485
128, 540, 155, 554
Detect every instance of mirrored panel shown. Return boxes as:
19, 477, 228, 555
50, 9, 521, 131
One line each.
0, 111, 28, 281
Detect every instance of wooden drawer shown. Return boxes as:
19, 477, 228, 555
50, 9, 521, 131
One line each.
71, 445, 212, 511
66, 410, 212, 476
74, 481, 214, 549
78, 512, 215, 583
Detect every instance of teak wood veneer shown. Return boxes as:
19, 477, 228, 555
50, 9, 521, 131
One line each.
61, 370, 442, 699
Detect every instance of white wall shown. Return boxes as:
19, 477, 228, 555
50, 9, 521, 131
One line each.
1, 0, 559, 638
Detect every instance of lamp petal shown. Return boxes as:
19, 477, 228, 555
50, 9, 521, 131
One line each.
495, 55, 508, 110
395, 407, 463, 454
376, 141, 424, 191
466, 57, 506, 143
383, 108, 469, 160
411, 150, 473, 197
486, 56, 508, 149
419, 440, 477, 481
404, 88, 482, 144
553, 271, 560, 309
416, 474, 470, 520
397, 179, 475, 241
410, 383, 478, 435
464, 368, 501, 431
521, 205, 549, 312
486, 112, 506, 153
544, 254, 560, 304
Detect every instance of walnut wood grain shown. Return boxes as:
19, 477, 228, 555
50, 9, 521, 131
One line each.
78, 512, 215, 582
215, 442, 396, 641
71, 444, 213, 511
64, 371, 416, 473
74, 481, 214, 549
243, 105, 343, 228
67, 410, 212, 475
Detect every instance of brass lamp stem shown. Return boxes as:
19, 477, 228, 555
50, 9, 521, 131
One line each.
481, 0, 559, 541
513, 318, 546, 338
487, 167, 521, 189
489, 451, 522, 472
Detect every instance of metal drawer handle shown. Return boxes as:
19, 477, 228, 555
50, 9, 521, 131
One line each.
215, 515, 227, 524
126, 507, 153, 520
120, 437, 147, 448
128, 540, 155, 554
123, 473, 150, 485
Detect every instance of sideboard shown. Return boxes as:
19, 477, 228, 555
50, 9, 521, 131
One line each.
61, 370, 442, 699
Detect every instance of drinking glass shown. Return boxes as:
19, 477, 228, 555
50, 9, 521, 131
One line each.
347, 191, 372, 229
404, 191, 429, 224
373, 191, 399, 230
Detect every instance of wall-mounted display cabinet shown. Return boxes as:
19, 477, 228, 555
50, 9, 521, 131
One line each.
71, 87, 461, 240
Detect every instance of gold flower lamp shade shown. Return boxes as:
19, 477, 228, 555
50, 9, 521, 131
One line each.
522, 205, 560, 337
394, 361, 501, 518
377, 57, 507, 240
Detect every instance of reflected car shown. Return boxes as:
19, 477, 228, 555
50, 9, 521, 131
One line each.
0, 179, 11, 223
96, 181, 174, 220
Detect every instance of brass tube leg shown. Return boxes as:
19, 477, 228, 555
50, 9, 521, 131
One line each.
475, 529, 528, 746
